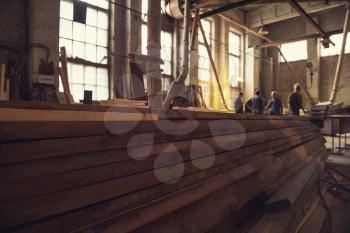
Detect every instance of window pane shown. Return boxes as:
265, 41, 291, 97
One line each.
60, 0, 73, 20
67, 63, 72, 81
71, 83, 84, 102
229, 55, 239, 87
142, 24, 148, 55
229, 31, 240, 56
142, 0, 148, 21
85, 66, 97, 85
60, 19, 73, 39
198, 45, 208, 58
71, 64, 84, 84
280, 40, 307, 62
73, 22, 86, 42
198, 68, 210, 82
86, 7, 97, 27
161, 31, 172, 74
198, 45, 209, 69
199, 19, 211, 44
97, 29, 108, 46
86, 26, 97, 45
59, 38, 73, 57
162, 61, 172, 75
72, 41, 85, 59
85, 44, 97, 62
97, 46, 108, 64
198, 56, 210, 69
321, 33, 350, 56
97, 68, 109, 86
98, 0, 109, 9
97, 11, 108, 30
97, 86, 109, 100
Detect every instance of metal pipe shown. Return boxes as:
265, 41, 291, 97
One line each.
162, 0, 191, 109
329, 4, 350, 103
178, 0, 191, 83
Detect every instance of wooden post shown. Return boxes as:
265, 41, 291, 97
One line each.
147, 0, 162, 108
329, 4, 350, 103
198, 20, 232, 112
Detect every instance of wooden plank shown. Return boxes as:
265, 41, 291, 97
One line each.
70, 163, 259, 233
0, 121, 317, 160
59, 47, 74, 104
0, 135, 322, 232
0, 128, 320, 203
54, 138, 322, 232
0, 108, 157, 122
248, 166, 321, 233
265, 160, 318, 211
0, 101, 153, 113
0, 114, 311, 142
0, 125, 317, 184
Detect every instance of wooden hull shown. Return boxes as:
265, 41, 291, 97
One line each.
0, 102, 327, 233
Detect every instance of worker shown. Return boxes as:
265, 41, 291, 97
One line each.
234, 92, 244, 113
244, 97, 253, 113
288, 83, 306, 116
252, 90, 264, 115
265, 91, 283, 115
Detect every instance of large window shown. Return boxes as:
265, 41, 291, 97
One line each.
228, 30, 241, 87
321, 33, 350, 57
280, 40, 307, 62
161, 31, 173, 76
198, 19, 212, 82
59, 0, 109, 102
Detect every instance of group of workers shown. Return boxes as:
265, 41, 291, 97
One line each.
234, 83, 306, 116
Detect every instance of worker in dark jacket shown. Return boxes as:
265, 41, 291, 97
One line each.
252, 90, 264, 115
266, 91, 283, 115
234, 92, 244, 113
245, 98, 253, 113
288, 83, 306, 116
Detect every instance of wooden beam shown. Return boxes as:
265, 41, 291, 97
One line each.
329, 4, 350, 103
254, 29, 344, 49
287, 0, 328, 39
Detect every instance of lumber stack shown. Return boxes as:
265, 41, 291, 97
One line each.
0, 102, 328, 233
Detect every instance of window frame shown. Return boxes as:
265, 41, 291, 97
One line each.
198, 18, 213, 83
280, 40, 308, 62
59, 0, 111, 101
228, 29, 242, 87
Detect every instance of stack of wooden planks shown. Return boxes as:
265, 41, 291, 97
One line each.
0, 102, 328, 233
